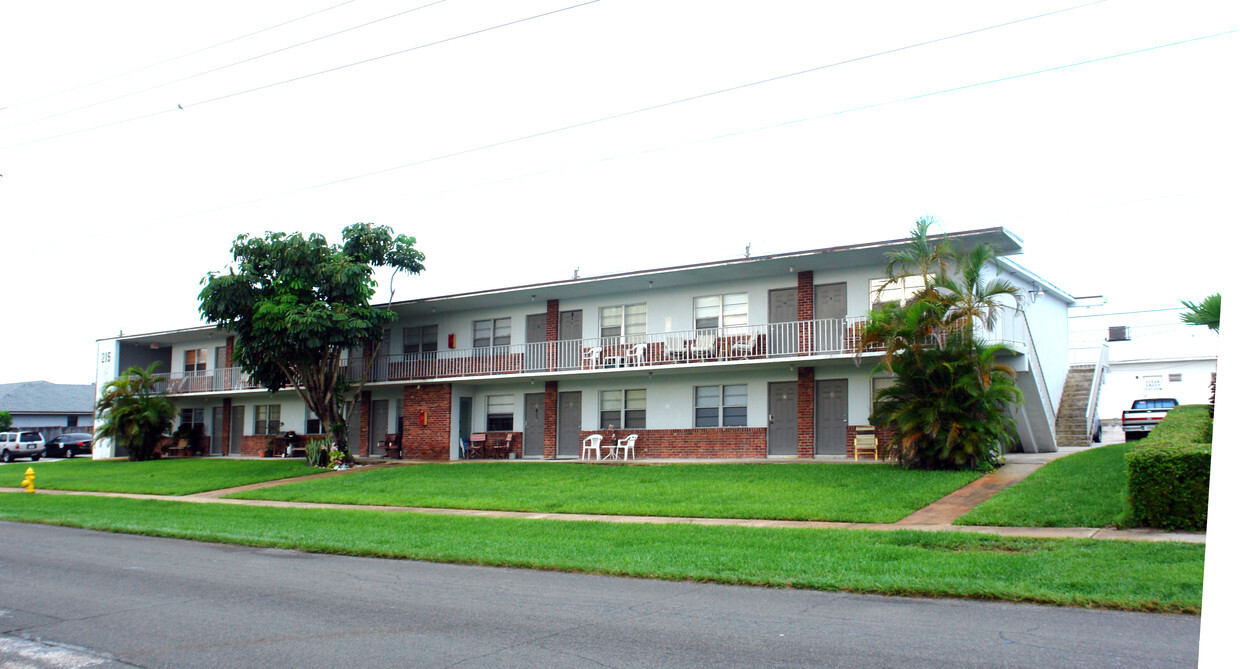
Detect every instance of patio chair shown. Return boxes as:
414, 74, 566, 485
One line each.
582, 434, 603, 460
625, 343, 648, 367
490, 433, 514, 459
663, 338, 687, 361
466, 433, 487, 459
730, 332, 758, 358
382, 433, 402, 459
688, 333, 717, 358
582, 346, 603, 369
612, 434, 637, 460
854, 426, 879, 461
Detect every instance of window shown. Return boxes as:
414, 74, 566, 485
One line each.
254, 404, 281, 435
600, 304, 646, 338
869, 276, 928, 309
404, 324, 438, 359
1169, 373, 1182, 383
486, 395, 514, 431
694, 385, 747, 427
180, 408, 204, 430
601, 389, 646, 429
693, 294, 747, 330
184, 348, 207, 375
473, 318, 511, 348
872, 376, 897, 413
305, 406, 323, 434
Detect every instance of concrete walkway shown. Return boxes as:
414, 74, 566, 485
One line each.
3, 448, 1204, 544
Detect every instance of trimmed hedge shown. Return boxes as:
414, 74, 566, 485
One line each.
1125, 404, 1212, 531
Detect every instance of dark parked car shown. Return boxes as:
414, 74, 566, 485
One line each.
45, 433, 93, 458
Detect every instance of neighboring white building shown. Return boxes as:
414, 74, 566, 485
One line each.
94, 228, 1075, 460
0, 381, 94, 429
1069, 300, 1218, 421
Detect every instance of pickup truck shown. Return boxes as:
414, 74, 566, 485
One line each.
1122, 398, 1179, 441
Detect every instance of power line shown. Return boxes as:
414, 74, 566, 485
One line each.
0, 0, 361, 112
1, 0, 601, 151
2, 0, 450, 132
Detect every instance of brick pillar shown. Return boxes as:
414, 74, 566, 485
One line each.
359, 390, 372, 457
225, 336, 235, 366
402, 384, 452, 460
543, 381, 558, 458
797, 271, 814, 354
222, 397, 232, 456
546, 299, 559, 370
797, 366, 814, 458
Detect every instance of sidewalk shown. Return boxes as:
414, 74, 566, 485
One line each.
4, 449, 1204, 544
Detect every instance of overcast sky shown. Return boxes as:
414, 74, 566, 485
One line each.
0, 0, 1233, 385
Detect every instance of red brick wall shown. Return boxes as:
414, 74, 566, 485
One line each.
402, 384, 452, 460
797, 367, 814, 458
844, 425, 897, 460
546, 299, 559, 341
797, 271, 814, 321
577, 428, 766, 459
543, 381, 558, 458
358, 390, 372, 457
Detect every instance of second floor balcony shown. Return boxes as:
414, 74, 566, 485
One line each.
150, 314, 1028, 395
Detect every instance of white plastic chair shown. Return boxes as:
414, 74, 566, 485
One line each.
582, 434, 603, 460
613, 434, 637, 460
625, 343, 648, 367
582, 347, 602, 369
689, 333, 717, 358
730, 333, 758, 357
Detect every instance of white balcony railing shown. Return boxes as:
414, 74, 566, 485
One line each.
151, 314, 1032, 395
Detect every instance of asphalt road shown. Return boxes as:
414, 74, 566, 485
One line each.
1, 521, 1198, 668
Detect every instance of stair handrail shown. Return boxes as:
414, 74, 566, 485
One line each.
1083, 342, 1109, 441
1015, 309, 1057, 439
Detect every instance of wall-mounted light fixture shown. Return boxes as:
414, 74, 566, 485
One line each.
1028, 283, 1045, 304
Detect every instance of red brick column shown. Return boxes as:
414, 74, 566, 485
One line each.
402, 384, 452, 460
797, 366, 814, 458
546, 299, 559, 370
543, 381, 558, 458
225, 336, 235, 366
359, 390, 372, 457
797, 271, 814, 354
221, 397, 232, 456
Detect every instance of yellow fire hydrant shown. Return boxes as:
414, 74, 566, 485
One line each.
21, 467, 35, 493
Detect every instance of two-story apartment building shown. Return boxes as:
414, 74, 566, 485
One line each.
93, 228, 1073, 460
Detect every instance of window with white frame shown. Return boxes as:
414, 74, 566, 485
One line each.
404, 324, 438, 359
487, 394, 514, 431
693, 294, 748, 330
184, 348, 207, 375
180, 408, 204, 431
869, 276, 928, 309
305, 406, 323, 434
600, 304, 646, 339
600, 389, 646, 429
253, 404, 281, 435
694, 385, 747, 427
871, 376, 897, 413
473, 318, 511, 348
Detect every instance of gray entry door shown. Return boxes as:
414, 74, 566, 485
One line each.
526, 313, 547, 372
814, 379, 848, 455
767, 381, 798, 456
210, 407, 224, 455
230, 406, 244, 455
557, 391, 582, 457
458, 397, 472, 458
523, 393, 545, 458
347, 404, 360, 452
768, 288, 798, 356
371, 399, 389, 456
813, 282, 847, 352
559, 309, 582, 370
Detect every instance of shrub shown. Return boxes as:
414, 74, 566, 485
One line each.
1125, 405, 1212, 530
304, 438, 330, 468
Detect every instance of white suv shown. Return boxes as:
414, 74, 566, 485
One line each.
0, 430, 45, 462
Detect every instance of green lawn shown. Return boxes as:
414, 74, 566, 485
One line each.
229, 462, 981, 524
0, 493, 1203, 613
956, 444, 1135, 528
1, 458, 319, 495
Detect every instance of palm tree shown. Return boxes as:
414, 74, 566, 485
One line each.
878, 216, 955, 303
932, 241, 1023, 342
1180, 293, 1221, 332
95, 362, 176, 461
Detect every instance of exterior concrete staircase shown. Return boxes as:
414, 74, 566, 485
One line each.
1055, 367, 1096, 447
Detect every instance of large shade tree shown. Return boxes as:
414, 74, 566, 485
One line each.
858, 219, 1024, 470
198, 223, 425, 458
95, 363, 177, 461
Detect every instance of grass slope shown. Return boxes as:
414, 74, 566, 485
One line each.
1, 458, 319, 495
956, 444, 1135, 528
0, 493, 1204, 614
229, 462, 980, 523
